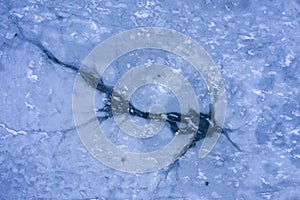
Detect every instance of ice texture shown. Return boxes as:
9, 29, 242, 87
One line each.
0, 0, 299, 199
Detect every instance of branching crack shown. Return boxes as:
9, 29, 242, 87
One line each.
10, 15, 242, 153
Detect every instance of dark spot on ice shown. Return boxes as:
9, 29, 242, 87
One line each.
121, 157, 126, 162
205, 181, 209, 186
56, 15, 64, 20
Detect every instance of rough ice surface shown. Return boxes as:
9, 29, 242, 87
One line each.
0, 0, 299, 199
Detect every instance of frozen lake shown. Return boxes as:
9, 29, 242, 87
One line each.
0, 0, 299, 199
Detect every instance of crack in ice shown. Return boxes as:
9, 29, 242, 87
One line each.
11, 15, 242, 154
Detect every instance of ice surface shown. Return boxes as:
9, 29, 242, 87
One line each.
0, 0, 299, 199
